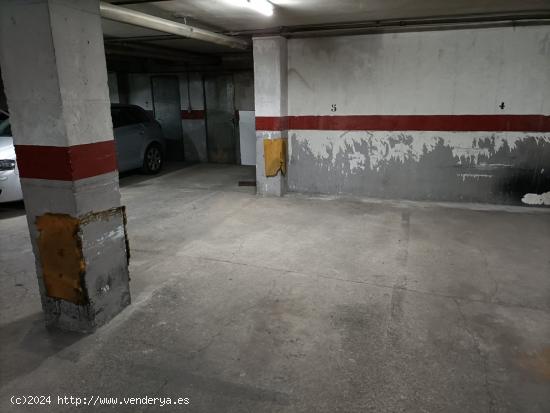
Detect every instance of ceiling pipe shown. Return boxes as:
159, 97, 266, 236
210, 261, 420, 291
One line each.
99, 1, 249, 50
281, 19, 550, 39
226, 10, 550, 38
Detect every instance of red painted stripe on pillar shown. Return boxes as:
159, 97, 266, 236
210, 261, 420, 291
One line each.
181, 110, 205, 120
255, 115, 550, 132
15, 140, 118, 181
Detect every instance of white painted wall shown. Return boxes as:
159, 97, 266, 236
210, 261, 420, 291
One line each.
239, 110, 256, 165
288, 26, 550, 116
283, 26, 550, 204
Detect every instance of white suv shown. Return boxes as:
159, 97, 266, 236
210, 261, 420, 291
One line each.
0, 111, 22, 203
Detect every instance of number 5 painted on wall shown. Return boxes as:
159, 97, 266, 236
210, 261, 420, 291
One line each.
331, 104, 337, 112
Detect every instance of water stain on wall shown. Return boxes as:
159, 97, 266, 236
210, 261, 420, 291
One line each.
289, 132, 550, 205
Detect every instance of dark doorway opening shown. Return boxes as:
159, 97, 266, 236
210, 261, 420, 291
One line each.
204, 74, 238, 164
151, 76, 184, 161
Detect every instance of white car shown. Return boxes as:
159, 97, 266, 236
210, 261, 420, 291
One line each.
0, 111, 22, 203
0, 105, 166, 203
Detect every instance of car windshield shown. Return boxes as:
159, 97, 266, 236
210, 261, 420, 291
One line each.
0, 118, 11, 137
111, 106, 150, 129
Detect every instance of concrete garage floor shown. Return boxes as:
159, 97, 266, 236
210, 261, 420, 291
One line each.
1, 163, 549, 412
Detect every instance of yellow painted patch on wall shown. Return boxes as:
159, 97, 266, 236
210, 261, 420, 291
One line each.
264, 138, 287, 177
36, 214, 87, 304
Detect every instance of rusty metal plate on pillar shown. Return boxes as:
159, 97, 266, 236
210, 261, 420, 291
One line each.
36, 214, 87, 304
264, 138, 287, 177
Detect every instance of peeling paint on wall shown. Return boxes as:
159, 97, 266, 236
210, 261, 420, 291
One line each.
522, 192, 550, 205
289, 132, 550, 204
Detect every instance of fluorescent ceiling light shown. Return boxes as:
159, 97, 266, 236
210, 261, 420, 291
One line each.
226, 0, 274, 17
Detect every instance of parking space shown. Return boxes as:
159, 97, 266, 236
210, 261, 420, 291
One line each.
1, 163, 549, 412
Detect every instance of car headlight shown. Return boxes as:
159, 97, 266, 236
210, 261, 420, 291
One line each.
0, 159, 15, 170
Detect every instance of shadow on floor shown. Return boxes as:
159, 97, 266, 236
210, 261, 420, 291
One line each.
0, 313, 87, 385
0, 200, 25, 219
119, 161, 197, 188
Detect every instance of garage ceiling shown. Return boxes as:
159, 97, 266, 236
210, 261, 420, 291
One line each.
102, 0, 550, 55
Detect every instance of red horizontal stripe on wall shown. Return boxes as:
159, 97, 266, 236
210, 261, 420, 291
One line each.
255, 115, 550, 132
15, 140, 118, 181
181, 110, 205, 120
256, 116, 288, 131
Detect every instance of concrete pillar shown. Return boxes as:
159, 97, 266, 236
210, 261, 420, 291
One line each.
0, 0, 130, 332
253, 36, 288, 196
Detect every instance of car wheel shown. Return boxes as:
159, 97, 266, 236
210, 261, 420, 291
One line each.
142, 144, 163, 174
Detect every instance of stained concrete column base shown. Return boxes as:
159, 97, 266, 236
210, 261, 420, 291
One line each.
23, 178, 131, 333
256, 131, 287, 197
